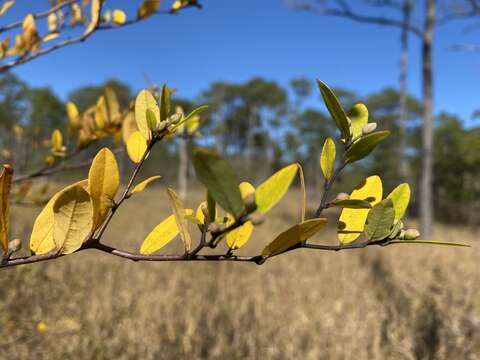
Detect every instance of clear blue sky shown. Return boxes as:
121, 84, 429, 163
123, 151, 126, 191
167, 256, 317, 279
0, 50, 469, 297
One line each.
6, 0, 480, 122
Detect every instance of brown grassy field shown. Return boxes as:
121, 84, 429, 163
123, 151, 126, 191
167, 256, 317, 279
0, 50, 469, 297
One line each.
1, 187, 479, 359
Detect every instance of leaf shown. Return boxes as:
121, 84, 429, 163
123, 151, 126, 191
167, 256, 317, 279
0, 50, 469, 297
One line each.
51, 129, 63, 152
347, 103, 368, 139
166, 188, 192, 252
389, 240, 471, 247
137, 0, 160, 19
239, 181, 255, 198
47, 13, 57, 33
135, 89, 159, 140
387, 183, 411, 221
262, 218, 327, 258
88, 148, 120, 230
0, 1, 14, 16
320, 137, 336, 180
317, 79, 350, 139
297, 163, 306, 222
364, 199, 395, 241
30, 180, 88, 255
104, 87, 120, 121
160, 84, 171, 121
112, 9, 126, 25
85, 0, 101, 35
0, 165, 13, 254
66, 101, 80, 131
226, 218, 254, 250
126, 131, 148, 163
256, 164, 298, 214
345, 131, 390, 163
192, 148, 244, 218
170, 105, 209, 131
131, 176, 161, 195
206, 191, 216, 223
53, 185, 93, 254
331, 199, 372, 209
338, 175, 383, 244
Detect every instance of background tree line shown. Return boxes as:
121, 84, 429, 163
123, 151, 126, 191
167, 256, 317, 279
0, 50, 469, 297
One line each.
1, 72, 479, 227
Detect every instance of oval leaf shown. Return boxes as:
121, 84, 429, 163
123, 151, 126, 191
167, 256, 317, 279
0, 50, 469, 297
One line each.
345, 131, 390, 163
347, 103, 368, 139
140, 215, 178, 254
320, 137, 336, 181
135, 89, 159, 140
387, 183, 411, 221
317, 79, 350, 139
131, 176, 161, 195
256, 164, 298, 214
126, 131, 147, 163
364, 199, 395, 241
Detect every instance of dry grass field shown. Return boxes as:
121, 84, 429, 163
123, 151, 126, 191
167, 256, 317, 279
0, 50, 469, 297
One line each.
1, 186, 479, 359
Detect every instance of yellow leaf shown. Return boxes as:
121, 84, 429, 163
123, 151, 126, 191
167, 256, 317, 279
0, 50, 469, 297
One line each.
121, 111, 137, 144
0, 165, 13, 254
262, 218, 327, 257
30, 180, 88, 255
320, 137, 336, 180
166, 188, 192, 252
47, 13, 57, 32
42, 32, 59, 42
135, 89, 159, 140
112, 9, 126, 25
297, 163, 306, 222
140, 209, 193, 254
137, 0, 160, 18
126, 131, 147, 163
347, 103, 368, 139
338, 175, 383, 244
387, 183, 411, 221
226, 182, 256, 249
71, 3, 84, 25
88, 148, 120, 230
255, 164, 298, 214
95, 95, 107, 129
195, 200, 218, 225
51, 129, 63, 152
53, 185, 93, 254
239, 181, 255, 198
0, 1, 14, 16
66, 101, 80, 133
131, 175, 161, 195
104, 87, 120, 122
85, 0, 101, 35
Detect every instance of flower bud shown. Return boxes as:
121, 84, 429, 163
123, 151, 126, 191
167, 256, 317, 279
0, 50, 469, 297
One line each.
169, 113, 182, 125
8, 238, 22, 253
248, 212, 264, 226
335, 192, 350, 201
362, 122, 377, 135
403, 229, 420, 240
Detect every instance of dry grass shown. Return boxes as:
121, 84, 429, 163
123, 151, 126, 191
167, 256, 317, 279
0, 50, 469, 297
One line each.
1, 187, 479, 359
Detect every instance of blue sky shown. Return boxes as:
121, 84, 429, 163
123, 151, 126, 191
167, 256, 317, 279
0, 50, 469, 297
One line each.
5, 0, 480, 122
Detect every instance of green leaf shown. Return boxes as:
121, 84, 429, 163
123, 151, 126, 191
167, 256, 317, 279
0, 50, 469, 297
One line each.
345, 130, 390, 163
364, 199, 395, 241
256, 164, 298, 214
166, 188, 192, 252
320, 137, 336, 181
146, 109, 158, 131
389, 240, 470, 247
192, 148, 244, 218
387, 183, 411, 221
262, 218, 327, 258
347, 103, 368, 139
206, 191, 216, 224
171, 105, 209, 131
331, 199, 372, 209
135, 89, 159, 140
317, 79, 350, 140
160, 84, 171, 121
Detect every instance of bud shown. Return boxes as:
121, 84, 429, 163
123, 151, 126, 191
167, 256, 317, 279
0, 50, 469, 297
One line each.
335, 192, 350, 201
201, 204, 209, 220
398, 230, 406, 240
362, 122, 377, 135
157, 120, 168, 131
403, 229, 420, 240
243, 193, 257, 213
248, 212, 264, 226
207, 223, 221, 233
169, 113, 182, 125
8, 238, 22, 253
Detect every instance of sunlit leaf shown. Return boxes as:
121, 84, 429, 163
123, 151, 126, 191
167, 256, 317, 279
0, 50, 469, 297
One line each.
0, 165, 13, 255
51, 129, 63, 152
226, 182, 256, 249
317, 79, 350, 139
170, 105, 209, 131
0, 1, 14, 16
104, 87, 120, 122
364, 199, 395, 241
126, 131, 148, 163
131, 176, 161, 195
320, 137, 336, 180
135, 89, 159, 140
167, 188, 192, 252
47, 13, 57, 32
85, 0, 101, 35
53, 185, 93, 254
387, 183, 411, 221
347, 103, 368, 139
262, 218, 327, 258
338, 175, 383, 244
345, 131, 390, 163
88, 148, 120, 230
192, 148, 244, 218
256, 164, 298, 214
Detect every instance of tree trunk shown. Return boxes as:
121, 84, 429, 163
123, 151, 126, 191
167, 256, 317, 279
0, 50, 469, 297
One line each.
177, 137, 188, 201
398, 0, 412, 182
420, 0, 435, 238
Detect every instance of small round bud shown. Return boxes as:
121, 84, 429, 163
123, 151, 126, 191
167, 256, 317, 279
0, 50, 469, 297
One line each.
335, 192, 350, 201
398, 230, 406, 240
248, 212, 264, 226
362, 122, 377, 135
169, 113, 182, 125
8, 238, 22, 253
243, 193, 257, 213
403, 229, 420, 240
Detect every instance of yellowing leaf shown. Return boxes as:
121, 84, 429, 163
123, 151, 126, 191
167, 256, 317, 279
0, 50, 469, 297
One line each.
297, 163, 306, 222
347, 103, 368, 139
0, 165, 13, 254
0, 1, 14, 16
345, 131, 390, 163
387, 183, 411, 221
166, 188, 192, 252
137, 0, 160, 18
262, 218, 327, 258
320, 137, 336, 180
42, 32, 59, 42
131, 176, 161, 195
239, 182, 255, 198
30, 180, 88, 255
140, 214, 179, 254
51, 129, 63, 152
53, 185, 93, 254
85, 0, 101, 35
104, 87, 120, 122
112, 9, 126, 25
256, 164, 298, 214
135, 89, 159, 140
126, 131, 147, 163
226, 218, 253, 250
338, 175, 383, 244
88, 148, 120, 230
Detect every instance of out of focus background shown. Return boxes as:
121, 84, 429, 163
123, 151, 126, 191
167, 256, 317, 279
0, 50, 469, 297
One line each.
0, 0, 479, 359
